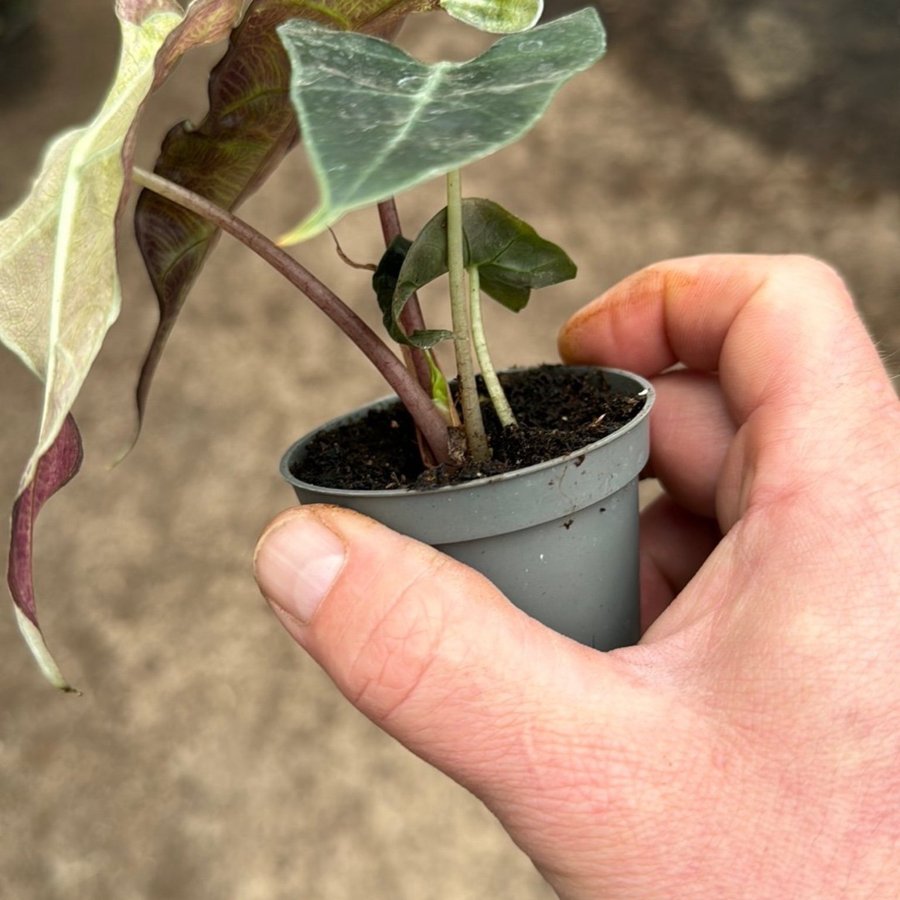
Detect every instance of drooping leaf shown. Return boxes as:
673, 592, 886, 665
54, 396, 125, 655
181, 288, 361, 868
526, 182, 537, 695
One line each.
440, 0, 542, 34
7, 416, 84, 693
372, 235, 452, 347
0, 0, 245, 688
132, 0, 436, 438
388, 197, 576, 342
461, 198, 577, 310
277, 6, 607, 243
373, 235, 413, 344
0, 3, 180, 491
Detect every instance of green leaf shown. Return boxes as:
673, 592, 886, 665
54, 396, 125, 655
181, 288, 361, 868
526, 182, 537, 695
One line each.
390, 197, 576, 338
456, 198, 577, 309
372, 235, 452, 348
277, 6, 606, 243
425, 350, 454, 420
373, 235, 413, 344
440, 0, 542, 34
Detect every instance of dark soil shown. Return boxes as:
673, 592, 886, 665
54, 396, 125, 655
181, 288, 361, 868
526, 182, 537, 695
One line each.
291, 365, 646, 491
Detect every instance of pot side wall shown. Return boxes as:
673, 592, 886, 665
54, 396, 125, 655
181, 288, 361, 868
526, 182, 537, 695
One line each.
282, 368, 653, 650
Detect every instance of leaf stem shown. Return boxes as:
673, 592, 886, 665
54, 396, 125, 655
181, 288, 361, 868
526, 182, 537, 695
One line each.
467, 265, 517, 428
446, 170, 490, 463
377, 198, 441, 467
377, 198, 431, 393
132, 167, 450, 465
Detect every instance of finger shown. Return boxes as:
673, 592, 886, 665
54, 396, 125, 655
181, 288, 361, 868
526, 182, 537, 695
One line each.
559, 254, 767, 375
252, 504, 662, 860
559, 253, 886, 417
639, 494, 721, 635
647, 369, 735, 518
559, 254, 895, 526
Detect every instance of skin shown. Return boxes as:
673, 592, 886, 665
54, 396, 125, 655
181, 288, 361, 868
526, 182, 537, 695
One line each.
254, 254, 900, 898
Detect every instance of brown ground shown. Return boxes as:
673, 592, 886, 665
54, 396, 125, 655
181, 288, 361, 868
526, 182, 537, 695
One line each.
1, 2, 897, 898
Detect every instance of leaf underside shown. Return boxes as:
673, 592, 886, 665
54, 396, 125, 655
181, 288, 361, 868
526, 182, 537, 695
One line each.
277, 6, 607, 243
7, 416, 84, 692
0, 6, 183, 493
0, 0, 245, 689
132, 0, 436, 438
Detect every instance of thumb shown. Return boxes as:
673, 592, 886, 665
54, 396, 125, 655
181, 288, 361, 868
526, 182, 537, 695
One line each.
253, 504, 647, 818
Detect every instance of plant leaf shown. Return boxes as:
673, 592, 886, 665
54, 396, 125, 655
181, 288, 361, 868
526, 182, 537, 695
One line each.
373, 235, 413, 344
132, 0, 436, 440
372, 235, 452, 348
440, 0, 542, 34
425, 350, 455, 421
0, 5, 181, 492
7, 416, 84, 693
0, 0, 245, 688
389, 197, 575, 340
277, 6, 606, 243
464, 199, 577, 311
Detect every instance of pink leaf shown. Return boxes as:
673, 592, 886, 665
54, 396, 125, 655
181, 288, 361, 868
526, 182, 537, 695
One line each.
8, 415, 84, 692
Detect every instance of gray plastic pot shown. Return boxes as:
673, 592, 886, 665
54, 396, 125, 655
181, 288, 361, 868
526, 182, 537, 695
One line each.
281, 367, 654, 651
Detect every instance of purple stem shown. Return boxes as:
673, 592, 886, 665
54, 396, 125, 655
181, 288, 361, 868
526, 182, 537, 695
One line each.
377, 198, 433, 393
132, 167, 450, 464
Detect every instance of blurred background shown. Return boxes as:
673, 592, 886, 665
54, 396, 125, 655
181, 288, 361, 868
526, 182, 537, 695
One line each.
1, 1, 898, 897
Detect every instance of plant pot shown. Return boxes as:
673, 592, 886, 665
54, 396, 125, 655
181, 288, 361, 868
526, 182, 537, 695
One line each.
280, 367, 654, 651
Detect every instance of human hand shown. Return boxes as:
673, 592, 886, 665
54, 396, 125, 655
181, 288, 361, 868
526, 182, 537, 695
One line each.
254, 255, 900, 898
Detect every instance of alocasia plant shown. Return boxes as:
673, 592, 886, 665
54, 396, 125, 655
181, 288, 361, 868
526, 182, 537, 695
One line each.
0, 0, 606, 689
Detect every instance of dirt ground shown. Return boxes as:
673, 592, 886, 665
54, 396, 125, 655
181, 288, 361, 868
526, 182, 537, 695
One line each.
1, 2, 897, 898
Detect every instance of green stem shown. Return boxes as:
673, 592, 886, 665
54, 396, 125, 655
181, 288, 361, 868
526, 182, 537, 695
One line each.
467, 265, 517, 428
132, 166, 451, 465
446, 170, 490, 463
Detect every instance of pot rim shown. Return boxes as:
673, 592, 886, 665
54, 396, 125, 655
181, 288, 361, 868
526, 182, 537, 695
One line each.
281, 366, 655, 499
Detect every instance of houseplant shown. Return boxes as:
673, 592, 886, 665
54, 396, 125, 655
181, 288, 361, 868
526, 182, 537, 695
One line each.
0, 0, 651, 690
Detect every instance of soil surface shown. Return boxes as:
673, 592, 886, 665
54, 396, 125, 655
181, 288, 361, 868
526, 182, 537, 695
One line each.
293, 366, 645, 490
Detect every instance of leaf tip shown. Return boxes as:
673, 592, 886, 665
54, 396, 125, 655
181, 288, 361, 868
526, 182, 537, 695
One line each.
276, 210, 330, 247
13, 606, 80, 694
110, 433, 140, 470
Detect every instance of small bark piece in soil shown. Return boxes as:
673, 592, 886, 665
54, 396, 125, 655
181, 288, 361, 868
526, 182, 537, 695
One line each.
292, 365, 646, 491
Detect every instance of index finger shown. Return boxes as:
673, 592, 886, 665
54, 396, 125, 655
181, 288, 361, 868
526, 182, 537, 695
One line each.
559, 254, 897, 529
558, 254, 887, 426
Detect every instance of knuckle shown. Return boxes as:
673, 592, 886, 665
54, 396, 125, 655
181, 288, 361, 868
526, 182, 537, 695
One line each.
780, 254, 854, 309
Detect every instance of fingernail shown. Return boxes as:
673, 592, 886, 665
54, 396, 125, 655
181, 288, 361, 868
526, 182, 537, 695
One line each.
254, 513, 347, 624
